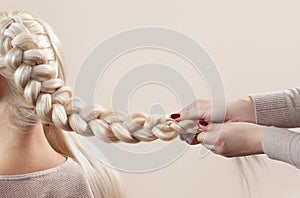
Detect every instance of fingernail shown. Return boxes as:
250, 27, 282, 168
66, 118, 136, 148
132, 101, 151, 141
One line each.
170, 113, 180, 119
199, 120, 208, 126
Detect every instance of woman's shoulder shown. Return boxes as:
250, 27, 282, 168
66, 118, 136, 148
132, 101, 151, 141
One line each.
0, 157, 80, 180
0, 157, 94, 198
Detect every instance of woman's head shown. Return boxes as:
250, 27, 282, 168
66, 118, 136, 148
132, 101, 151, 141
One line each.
0, 10, 129, 197
0, 10, 68, 132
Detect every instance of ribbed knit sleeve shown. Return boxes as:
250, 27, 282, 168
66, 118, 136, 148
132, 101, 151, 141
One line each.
249, 87, 300, 168
262, 127, 300, 169
249, 87, 300, 128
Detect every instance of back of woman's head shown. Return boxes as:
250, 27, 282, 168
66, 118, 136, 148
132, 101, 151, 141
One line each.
0, 10, 128, 198
0, 10, 69, 131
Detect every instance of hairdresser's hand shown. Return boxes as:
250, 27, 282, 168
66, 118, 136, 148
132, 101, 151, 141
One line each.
170, 97, 256, 123
182, 122, 266, 157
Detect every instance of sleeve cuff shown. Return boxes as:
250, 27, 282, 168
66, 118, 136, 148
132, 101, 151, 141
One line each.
249, 92, 290, 127
262, 126, 300, 168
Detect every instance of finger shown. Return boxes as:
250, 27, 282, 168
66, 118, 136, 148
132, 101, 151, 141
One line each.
170, 109, 201, 121
170, 112, 181, 120
180, 109, 203, 121
199, 120, 208, 126
197, 131, 219, 145
179, 133, 189, 141
179, 101, 202, 121
181, 101, 198, 113
199, 122, 224, 132
201, 143, 215, 150
180, 133, 200, 145
198, 122, 214, 131
198, 124, 208, 132
198, 120, 209, 131
185, 137, 200, 145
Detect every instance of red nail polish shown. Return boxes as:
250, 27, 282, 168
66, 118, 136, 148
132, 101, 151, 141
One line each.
170, 113, 180, 119
199, 120, 208, 126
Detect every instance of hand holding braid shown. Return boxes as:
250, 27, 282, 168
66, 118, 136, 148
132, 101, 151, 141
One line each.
0, 11, 199, 143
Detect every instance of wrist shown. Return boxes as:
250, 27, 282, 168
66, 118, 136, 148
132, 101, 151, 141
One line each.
228, 97, 256, 123
253, 125, 267, 154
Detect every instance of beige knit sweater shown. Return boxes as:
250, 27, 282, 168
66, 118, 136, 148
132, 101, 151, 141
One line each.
0, 157, 94, 198
250, 87, 300, 168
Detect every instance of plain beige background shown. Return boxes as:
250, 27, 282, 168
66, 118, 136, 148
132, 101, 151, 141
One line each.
2, 0, 300, 197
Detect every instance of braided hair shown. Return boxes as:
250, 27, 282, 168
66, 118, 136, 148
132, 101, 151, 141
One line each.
0, 11, 198, 144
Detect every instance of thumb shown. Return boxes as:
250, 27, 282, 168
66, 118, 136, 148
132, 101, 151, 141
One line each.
197, 131, 219, 145
197, 132, 208, 144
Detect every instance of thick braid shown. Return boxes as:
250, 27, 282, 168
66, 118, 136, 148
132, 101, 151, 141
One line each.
0, 11, 199, 143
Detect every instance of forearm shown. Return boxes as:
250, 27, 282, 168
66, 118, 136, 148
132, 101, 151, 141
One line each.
249, 87, 300, 128
262, 127, 300, 169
